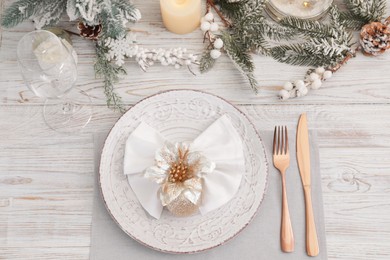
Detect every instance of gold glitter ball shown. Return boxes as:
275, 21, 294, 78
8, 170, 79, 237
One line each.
166, 193, 199, 217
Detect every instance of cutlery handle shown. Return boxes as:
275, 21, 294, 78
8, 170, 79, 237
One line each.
304, 186, 319, 256
281, 172, 294, 252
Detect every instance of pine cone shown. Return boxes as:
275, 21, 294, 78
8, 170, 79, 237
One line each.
77, 22, 102, 40
360, 18, 390, 56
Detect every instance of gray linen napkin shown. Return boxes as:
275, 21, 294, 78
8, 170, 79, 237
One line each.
90, 131, 327, 260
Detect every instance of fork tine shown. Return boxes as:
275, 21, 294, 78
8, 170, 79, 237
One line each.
273, 126, 277, 154
281, 126, 285, 155
277, 126, 281, 155
285, 126, 289, 154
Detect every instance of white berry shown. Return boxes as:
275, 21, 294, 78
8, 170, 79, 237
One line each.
310, 79, 322, 89
323, 70, 333, 79
210, 23, 219, 32
204, 12, 214, 22
175, 64, 180, 69
283, 82, 293, 91
309, 72, 320, 81
279, 89, 290, 100
185, 59, 192, 65
299, 86, 308, 96
210, 49, 221, 59
201, 22, 211, 32
315, 67, 325, 75
213, 38, 224, 49
294, 80, 305, 90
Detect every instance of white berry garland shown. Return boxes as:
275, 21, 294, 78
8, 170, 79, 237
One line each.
279, 67, 333, 100
105, 33, 198, 71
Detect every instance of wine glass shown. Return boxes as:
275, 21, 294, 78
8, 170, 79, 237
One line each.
17, 30, 91, 133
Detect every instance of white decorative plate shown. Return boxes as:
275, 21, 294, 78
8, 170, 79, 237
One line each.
99, 90, 268, 253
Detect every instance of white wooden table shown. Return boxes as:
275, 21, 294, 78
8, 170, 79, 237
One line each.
1, 1, 390, 259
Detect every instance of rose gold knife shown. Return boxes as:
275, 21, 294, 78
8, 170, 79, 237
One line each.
296, 113, 319, 256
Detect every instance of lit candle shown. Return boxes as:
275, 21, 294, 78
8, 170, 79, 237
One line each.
266, 0, 333, 20
160, 0, 201, 34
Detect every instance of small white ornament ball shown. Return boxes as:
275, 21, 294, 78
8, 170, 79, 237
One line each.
175, 64, 180, 69
294, 80, 305, 90
310, 79, 322, 89
185, 59, 192, 65
204, 12, 214, 22
323, 70, 333, 79
201, 22, 211, 32
315, 67, 325, 75
299, 86, 308, 96
210, 22, 219, 32
213, 38, 224, 49
210, 49, 221, 59
309, 72, 320, 81
283, 82, 294, 91
279, 89, 290, 100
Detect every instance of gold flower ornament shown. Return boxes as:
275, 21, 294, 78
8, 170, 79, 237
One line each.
144, 142, 215, 217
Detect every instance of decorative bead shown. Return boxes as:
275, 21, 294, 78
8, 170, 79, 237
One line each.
323, 70, 333, 79
283, 82, 293, 91
279, 89, 290, 100
294, 80, 305, 90
210, 23, 219, 32
310, 79, 322, 89
204, 12, 214, 22
210, 49, 221, 59
309, 72, 320, 81
213, 38, 224, 49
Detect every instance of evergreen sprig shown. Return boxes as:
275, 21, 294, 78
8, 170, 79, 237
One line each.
271, 6, 353, 68
280, 17, 334, 39
344, 0, 386, 23
199, 50, 216, 73
202, 0, 295, 92
339, 0, 387, 29
95, 42, 126, 113
222, 32, 258, 93
2, 0, 46, 28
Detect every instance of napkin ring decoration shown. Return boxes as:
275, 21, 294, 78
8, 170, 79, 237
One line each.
145, 142, 215, 217
123, 115, 245, 219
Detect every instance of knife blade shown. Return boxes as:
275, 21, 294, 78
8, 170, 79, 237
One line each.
296, 113, 319, 256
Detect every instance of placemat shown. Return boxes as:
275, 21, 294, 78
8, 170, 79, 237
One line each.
90, 130, 327, 260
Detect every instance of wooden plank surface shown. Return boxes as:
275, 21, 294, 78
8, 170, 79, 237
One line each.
1, 0, 390, 259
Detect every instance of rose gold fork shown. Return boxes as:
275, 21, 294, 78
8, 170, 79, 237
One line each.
273, 126, 294, 252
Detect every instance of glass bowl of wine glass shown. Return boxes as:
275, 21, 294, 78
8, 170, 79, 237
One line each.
17, 29, 92, 133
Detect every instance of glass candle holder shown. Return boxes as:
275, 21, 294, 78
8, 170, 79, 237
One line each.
266, 0, 333, 21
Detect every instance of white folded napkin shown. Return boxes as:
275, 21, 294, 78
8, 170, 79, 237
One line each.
123, 115, 245, 219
